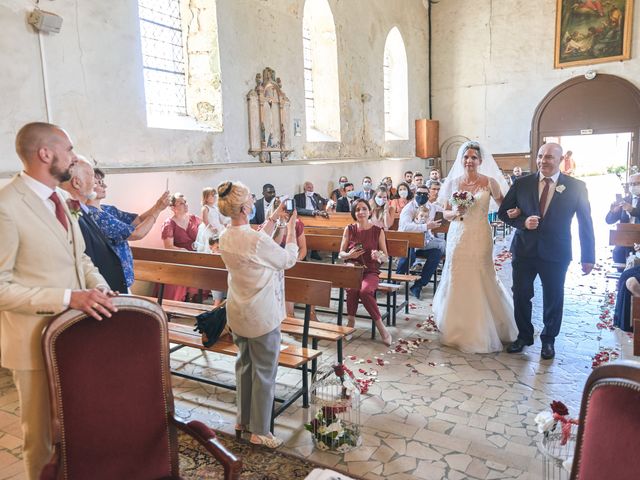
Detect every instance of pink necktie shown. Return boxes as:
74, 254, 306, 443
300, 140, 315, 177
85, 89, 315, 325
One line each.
539, 178, 552, 218
49, 192, 69, 231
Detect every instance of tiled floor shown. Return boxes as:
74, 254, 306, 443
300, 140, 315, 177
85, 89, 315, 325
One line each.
0, 176, 637, 479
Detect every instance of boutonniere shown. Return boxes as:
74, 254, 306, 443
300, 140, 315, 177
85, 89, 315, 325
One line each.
555, 185, 566, 194
66, 199, 82, 219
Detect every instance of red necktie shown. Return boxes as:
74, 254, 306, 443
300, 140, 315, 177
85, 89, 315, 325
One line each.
539, 178, 552, 218
49, 192, 69, 231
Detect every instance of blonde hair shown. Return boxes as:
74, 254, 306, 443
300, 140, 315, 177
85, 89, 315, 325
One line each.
202, 187, 216, 206
217, 181, 250, 218
369, 186, 388, 220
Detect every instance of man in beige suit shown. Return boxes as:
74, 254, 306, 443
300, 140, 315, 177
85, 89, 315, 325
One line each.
0, 122, 117, 479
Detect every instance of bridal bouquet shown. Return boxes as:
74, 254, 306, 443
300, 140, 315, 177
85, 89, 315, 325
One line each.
450, 191, 475, 220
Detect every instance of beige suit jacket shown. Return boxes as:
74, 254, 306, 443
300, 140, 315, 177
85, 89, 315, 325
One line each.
0, 175, 107, 370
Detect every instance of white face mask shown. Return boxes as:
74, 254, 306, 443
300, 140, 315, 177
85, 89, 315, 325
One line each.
631, 186, 640, 196
87, 191, 98, 201
374, 197, 386, 206
305, 190, 314, 196
363, 182, 372, 191
399, 189, 408, 199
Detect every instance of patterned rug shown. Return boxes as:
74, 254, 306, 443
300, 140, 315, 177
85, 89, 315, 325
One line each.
179, 430, 358, 479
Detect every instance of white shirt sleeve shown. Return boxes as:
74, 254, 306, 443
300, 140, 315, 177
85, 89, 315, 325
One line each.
398, 203, 428, 232
253, 232, 298, 270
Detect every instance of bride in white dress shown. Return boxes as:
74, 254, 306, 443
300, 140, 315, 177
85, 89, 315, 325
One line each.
432, 141, 519, 353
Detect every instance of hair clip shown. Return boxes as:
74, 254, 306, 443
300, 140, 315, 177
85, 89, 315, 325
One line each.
220, 182, 233, 198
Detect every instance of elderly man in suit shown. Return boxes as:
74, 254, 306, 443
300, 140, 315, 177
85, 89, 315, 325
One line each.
0, 122, 117, 479
498, 142, 595, 360
61, 157, 128, 293
293, 181, 328, 216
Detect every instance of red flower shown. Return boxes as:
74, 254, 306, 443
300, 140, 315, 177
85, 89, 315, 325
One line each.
333, 363, 345, 378
550, 401, 569, 416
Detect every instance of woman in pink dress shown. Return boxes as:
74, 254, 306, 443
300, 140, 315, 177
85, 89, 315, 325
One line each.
339, 199, 392, 346
159, 193, 202, 300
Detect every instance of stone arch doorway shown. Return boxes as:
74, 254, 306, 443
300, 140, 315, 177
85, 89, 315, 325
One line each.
531, 74, 640, 172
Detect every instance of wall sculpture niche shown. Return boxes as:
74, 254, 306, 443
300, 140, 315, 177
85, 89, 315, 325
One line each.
247, 67, 293, 163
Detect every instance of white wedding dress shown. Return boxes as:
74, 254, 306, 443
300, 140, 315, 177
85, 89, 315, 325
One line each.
432, 182, 517, 353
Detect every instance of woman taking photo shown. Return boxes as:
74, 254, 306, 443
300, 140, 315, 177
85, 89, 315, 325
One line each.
218, 181, 298, 449
339, 199, 392, 346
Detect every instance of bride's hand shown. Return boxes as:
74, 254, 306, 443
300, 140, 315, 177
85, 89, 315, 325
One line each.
454, 205, 466, 216
506, 207, 521, 219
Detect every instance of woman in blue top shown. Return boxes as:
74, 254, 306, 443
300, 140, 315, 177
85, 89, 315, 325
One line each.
87, 168, 170, 289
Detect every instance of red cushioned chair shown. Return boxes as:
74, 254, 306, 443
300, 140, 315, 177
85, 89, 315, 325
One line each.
570, 361, 640, 480
40, 296, 241, 480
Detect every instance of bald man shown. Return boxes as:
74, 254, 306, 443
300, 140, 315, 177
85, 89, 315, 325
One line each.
61, 157, 127, 293
498, 142, 595, 360
0, 122, 116, 479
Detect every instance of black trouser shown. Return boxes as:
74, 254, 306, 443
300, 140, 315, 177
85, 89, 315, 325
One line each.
511, 257, 570, 345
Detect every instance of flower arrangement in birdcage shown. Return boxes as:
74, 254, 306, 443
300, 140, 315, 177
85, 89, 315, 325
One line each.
305, 364, 362, 453
535, 400, 580, 478
450, 190, 475, 220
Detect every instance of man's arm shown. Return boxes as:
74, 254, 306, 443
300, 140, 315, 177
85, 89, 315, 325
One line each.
497, 183, 527, 230
0, 207, 68, 315
576, 182, 596, 265
398, 204, 427, 233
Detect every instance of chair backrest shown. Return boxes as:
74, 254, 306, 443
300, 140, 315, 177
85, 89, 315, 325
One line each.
42, 296, 179, 480
571, 361, 640, 480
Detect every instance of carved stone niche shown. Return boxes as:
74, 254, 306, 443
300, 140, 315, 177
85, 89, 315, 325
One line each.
247, 67, 293, 163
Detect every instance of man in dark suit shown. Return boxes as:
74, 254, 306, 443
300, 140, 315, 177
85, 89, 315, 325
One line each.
498, 143, 595, 360
336, 182, 355, 212
62, 158, 127, 293
250, 183, 276, 225
293, 181, 327, 216
605, 173, 640, 266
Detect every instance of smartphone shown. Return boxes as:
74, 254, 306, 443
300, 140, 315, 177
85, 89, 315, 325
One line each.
434, 211, 444, 222
165, 178, 169, 192
284, 199, 294, 213
616, 193, 623, 203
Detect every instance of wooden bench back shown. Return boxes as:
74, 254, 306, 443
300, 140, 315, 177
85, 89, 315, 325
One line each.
610, 229, 640, 247
303, 227, 424, 248
133, 260, 332, 307
616, 223, 640, 232
131, 247, 363, 289
305, 234, 408, 258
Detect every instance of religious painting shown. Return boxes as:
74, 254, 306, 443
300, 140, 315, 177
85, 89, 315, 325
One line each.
554, 0, 633, 68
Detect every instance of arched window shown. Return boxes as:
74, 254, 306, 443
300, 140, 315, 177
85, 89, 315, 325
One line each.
138, 0, 223, 131
383, 27, 408, 141
302, 0, 341, 142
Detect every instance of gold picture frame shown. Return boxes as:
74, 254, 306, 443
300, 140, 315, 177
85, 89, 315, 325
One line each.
554, 0, 633, 68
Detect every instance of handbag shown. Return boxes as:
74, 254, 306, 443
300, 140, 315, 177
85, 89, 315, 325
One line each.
194, 301, 228, 347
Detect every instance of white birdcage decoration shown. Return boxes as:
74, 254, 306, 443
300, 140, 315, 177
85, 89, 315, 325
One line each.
305, 365, 362, 453
538, 430, 577, 480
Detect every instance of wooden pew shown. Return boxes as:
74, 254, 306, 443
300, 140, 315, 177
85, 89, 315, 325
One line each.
131, 246, 360, 362
299, 212, 400, 230
133, 259, 331, 428
304, 234, 410, 332
632, 298, 640, 356
303, 227, 424, 248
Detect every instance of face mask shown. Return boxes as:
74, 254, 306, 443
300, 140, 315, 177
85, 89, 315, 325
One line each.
339, 182, 346, 189
247, 204, 256, 221
399, 189, 408, 199
631, 186, 640, 196
374, 197, 386, 206
87, 191, 98, 201
305, 190, 314, 197
363, 182, 372, 191
346, 191, 356, 199
415, 193, 428, 206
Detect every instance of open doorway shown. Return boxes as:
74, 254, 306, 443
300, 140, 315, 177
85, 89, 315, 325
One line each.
543, 132, 633, 177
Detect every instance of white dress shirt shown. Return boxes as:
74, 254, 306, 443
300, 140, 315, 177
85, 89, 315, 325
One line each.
398, 199, 443, 244
219, 224, 298, 338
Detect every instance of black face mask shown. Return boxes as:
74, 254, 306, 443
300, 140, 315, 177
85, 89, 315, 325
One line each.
415, 193, 428, 206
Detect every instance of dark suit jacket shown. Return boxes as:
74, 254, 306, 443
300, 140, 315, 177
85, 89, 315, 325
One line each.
78, 212, 128, 293
250, 198, 266, 225
498, 173, 595, 264
605, 196, 640, 225
293, 192, 327, 217
336, 197, 352, 213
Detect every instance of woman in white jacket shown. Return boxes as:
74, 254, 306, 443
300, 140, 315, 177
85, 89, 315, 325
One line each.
217, 180, 298, 448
